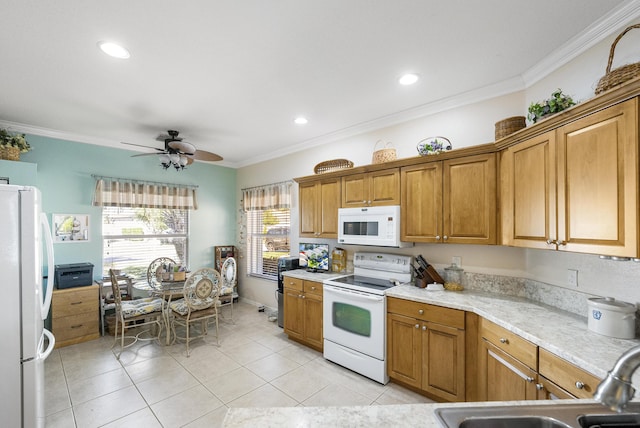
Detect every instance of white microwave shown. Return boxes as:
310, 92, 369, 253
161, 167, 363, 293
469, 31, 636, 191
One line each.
337, 205, 412, 248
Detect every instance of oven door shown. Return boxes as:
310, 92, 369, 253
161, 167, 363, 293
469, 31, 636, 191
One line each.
323, 283, 386, 360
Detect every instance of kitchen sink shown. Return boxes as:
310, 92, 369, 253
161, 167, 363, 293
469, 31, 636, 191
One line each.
435, 402, 640, 428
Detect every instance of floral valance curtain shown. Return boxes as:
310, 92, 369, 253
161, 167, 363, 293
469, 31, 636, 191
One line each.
242, 181, 292, 211
92, 176, 198, 210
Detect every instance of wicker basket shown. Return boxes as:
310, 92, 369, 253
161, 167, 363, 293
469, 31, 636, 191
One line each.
595, 24, 640, 95
314, 158, 354, 174
0, 146, 20, 161
372, 141, 396, 164
495, 116, 526, 140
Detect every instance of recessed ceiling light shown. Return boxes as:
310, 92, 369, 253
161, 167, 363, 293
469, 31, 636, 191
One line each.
399, 73, 419, 86
97, 41, 130, 59
294, 117, 308, 125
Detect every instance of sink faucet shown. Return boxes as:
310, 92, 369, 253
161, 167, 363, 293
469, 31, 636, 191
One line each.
594, 344, 640, 412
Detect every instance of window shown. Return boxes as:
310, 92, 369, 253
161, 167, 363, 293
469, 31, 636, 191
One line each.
246, 209, 290, 279
102, 206, 189, 280
242, 181, 292, 280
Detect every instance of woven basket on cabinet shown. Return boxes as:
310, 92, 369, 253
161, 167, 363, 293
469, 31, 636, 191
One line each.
595, 23, 640, 95
495, 116, 526, 140
0, 146, 20, 161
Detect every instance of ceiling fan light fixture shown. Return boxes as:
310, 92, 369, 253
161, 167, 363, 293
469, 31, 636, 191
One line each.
97, 41, 131, 59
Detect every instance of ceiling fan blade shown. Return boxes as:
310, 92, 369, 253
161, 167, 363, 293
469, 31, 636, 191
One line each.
192, 150, 223, 162
131, 152, 164, 158
122, 141, 164, 151
167, 140, 196, 154
186, 157, 195, 165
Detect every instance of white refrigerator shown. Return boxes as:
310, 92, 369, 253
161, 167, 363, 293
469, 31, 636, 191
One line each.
0, 185, 55, 428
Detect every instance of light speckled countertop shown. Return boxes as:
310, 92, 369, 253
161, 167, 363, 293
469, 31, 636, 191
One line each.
225, 272, 640, 427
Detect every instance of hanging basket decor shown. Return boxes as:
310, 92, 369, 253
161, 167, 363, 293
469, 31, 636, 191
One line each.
595, 23, 640, 95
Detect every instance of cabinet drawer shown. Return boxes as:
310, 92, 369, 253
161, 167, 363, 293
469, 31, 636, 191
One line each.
283, 277, 303, 292
52, 286, 98, 318
387, 297, 465, 329
303, 280, 323, 297
481, 319, 537, 369
53, 312, 98, 342
539, 348, 601, 399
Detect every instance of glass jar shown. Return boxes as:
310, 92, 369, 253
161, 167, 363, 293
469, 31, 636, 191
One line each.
444, 264, 464, 287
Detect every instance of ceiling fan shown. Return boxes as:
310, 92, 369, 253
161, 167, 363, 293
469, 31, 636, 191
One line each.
122, 129, 223, 170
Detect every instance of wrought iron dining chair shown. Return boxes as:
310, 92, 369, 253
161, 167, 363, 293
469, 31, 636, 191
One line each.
109, 269, 164, 359
169, 267, 221, 356
147, 257, 177, 291
219, 257, 236, 322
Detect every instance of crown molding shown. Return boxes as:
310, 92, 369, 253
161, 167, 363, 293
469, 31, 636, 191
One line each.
522, 0, 640, 86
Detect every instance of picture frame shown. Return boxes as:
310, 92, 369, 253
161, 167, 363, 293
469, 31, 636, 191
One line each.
52, 214, 90, 243
0, 177, 9, 184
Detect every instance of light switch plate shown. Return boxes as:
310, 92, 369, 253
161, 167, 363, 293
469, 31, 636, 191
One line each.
568, 269, 578, 287
452, 256, 461, 267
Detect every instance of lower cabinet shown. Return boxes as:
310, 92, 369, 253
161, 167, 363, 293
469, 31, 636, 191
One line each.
478, 318, 538, 401
283, 277, 323, 351
52, 285, 100, 348
387, 297, 466, 401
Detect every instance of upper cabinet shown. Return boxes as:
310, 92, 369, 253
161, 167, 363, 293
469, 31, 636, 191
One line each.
341, 168, 400, 207
299, 177, 341, 238
501, 98, 638, 257
401, 153, 497, 244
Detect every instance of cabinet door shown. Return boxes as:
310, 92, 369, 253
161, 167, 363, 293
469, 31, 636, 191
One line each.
401, 162, 442, 242
369, 169, 400, 206
342, 174, 367, 207
503, 132, 557, 249
318, 179, 340, 237
443, 153, 497, 244
480, 339, 537, 401
303, 292, 323, 350
299, 182, 318, 237
387, 313, 422, 388
423, 322, 465, 402
556, 98, 637, 256
283, 288, 304, 340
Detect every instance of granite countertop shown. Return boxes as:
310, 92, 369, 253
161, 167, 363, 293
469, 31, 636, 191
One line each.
281, 269, 345, 282
229, 273, 640, 427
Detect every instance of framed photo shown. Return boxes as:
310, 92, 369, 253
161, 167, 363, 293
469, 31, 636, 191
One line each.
52, 214, 90, 243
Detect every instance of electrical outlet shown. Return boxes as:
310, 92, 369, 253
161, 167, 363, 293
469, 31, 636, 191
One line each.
452, 256, 461, 267
568, 269, 578, 287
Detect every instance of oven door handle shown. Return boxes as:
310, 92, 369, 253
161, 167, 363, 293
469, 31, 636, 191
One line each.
324, 285, 385, 302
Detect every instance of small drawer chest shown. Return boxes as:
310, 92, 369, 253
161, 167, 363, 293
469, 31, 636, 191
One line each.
52, 284, 100, 348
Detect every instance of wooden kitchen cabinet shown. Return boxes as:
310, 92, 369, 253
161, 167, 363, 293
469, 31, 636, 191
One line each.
52, 285, 100, 348
501, 98, 638, 257
538, 348, 601, 399
387, 297, 466, 401
401, 153, 496, 244
478, 318, 538, 402
283, 277, 323, 351
299, 178, 341, 238
341, 168, 400, 207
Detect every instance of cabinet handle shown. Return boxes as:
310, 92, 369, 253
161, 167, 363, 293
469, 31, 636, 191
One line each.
70, 324, 84, 329
558, 240, 567, 246
71, 301, 83, 305
418, 309, 424, 315
525, 376, 534, 383
367, 200, 372, 205
415, 324, 420, 329
575, 381, 585, 389
301, 295, 305, 299
546, 239, 556, 245
443, 235, 448, 241
422, 325, 427, 331
536, 383, 544, 391
499, 338, 509, 344
436, 235, 441, 241
362, 200, 367, 204
311, 286, 316, 291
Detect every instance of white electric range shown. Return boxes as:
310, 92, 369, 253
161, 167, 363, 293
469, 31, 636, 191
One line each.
322, 252, 413, 384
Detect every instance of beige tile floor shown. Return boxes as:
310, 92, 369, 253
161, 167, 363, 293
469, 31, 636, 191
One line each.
45, 301, 433, 427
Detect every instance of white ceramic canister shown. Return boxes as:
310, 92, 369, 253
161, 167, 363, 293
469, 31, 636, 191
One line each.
587, 297, 637, 339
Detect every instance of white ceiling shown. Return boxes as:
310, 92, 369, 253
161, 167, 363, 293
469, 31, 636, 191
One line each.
0, 1, 636, 168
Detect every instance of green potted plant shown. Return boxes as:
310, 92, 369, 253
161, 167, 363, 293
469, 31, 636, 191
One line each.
0, 128, 31, 161
527, 89, 576, 123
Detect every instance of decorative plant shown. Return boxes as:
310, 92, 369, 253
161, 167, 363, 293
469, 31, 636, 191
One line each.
527, 89, 576, 123
0, 128, 31, 152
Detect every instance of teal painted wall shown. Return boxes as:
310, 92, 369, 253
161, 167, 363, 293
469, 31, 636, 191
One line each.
2, 135, 236, 280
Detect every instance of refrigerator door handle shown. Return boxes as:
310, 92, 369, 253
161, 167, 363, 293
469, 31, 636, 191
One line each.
39, 328, 55, 360
40, 213, 55, 320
